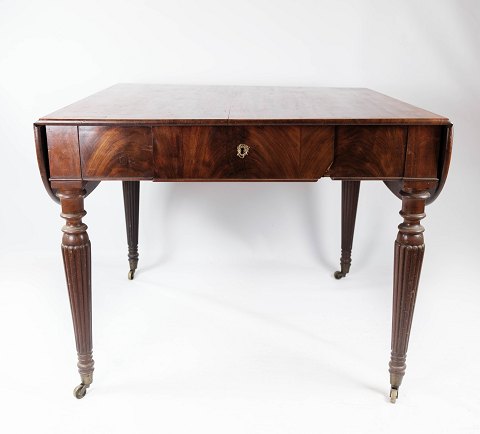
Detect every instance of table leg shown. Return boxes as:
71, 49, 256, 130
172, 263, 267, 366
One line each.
123, 181, 140, 280
58, 188, 94, 399
389, 187, 429, 403
334, 180, 360, 279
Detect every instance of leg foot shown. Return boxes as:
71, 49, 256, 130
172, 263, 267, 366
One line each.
335, 181, 360, 279
73, 372, 93, 399
73, 383, 89, 399
123, 181, 140, 279
390, 387, 399, 404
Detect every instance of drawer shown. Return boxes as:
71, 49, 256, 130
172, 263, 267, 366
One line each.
79, 126, 153, 179
329, 126, 407, 178
153, 126, 334, 180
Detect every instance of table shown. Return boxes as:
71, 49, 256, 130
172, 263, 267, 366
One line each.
34, 84, 452, 402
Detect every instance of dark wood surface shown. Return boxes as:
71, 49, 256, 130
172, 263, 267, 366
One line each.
334, 181, 360, 279
80, 126, 153, 179
46, 126, 81, 179
39, 122, 451, 185
153, 125, 334, 180
58, 187, 94, 398
123, 181, 140, 280
329, 126, 407, 178
389, 185, 429, 402
37, 84, 450, 126
34, 84, 453, 402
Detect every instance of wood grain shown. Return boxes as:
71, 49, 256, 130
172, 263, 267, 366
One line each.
37, 84, 450, 126
46, 126, 81, 179
384, 124, 452, 204
79, 126, 153, 179
154, 126, 334, 180
429, 125, 453, 204
152, 126, 183, 178
300, 126, 334, 179
154, 126, 236, 179
330, 126, 407, 178
404, 126, 442, 179
240, 126, 301, 179
34, 125, 100, 202
34, 125, 60, 203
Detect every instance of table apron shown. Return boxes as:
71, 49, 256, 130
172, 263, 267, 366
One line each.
43, 124, 446, 182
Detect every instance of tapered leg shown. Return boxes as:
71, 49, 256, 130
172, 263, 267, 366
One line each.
334, 180, 360, 279
58, 188, 94, 399
389, 188, 429, 403
122, 181, 140, 280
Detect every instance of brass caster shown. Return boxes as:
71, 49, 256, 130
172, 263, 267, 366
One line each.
334, 271, 345, 279
128, 269, 135, 280
390, 387, 399, 404
73, 383, 89, 399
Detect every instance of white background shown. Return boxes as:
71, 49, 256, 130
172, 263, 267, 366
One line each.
1, 0, 479, 433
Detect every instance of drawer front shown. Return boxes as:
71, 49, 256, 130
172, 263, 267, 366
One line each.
79, 126, 153, 179
153, 126, 334, 180
153, 126, 240, 179
75, 125, 409, 180
329, 126, 407, 178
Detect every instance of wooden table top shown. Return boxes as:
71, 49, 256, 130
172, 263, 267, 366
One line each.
38, 84, 450, 126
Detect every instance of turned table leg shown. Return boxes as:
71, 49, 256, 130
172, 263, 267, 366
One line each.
58, 188, 94, 399
334, 180, 360, 279
122, 181, 140, 280
389, 188, 429, 403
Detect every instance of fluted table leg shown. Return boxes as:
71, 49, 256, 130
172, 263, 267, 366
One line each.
334, 180, 360, 279
123, 181, 140, 280
58, 188, 94, 399
389, 187, 429, 403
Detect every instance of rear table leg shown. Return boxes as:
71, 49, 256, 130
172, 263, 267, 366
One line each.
123, 181, 140, 280
334, 181, 360, 279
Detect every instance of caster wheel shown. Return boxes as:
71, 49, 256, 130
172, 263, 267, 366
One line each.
73, 383, 88, 399
334, 271, 345, 280
128, 269, 135, 280
390, 387, 398, 403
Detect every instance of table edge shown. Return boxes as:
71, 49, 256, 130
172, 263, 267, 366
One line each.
35, 118, 452, 127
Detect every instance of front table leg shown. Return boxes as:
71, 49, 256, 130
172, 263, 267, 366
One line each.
58, 188, 94, 399
389, 187, 429, 403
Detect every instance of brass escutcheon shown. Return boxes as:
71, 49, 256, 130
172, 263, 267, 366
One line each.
237, 144, 249, 158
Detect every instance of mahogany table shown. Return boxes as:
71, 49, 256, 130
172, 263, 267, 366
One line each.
34, 84, 452, 402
